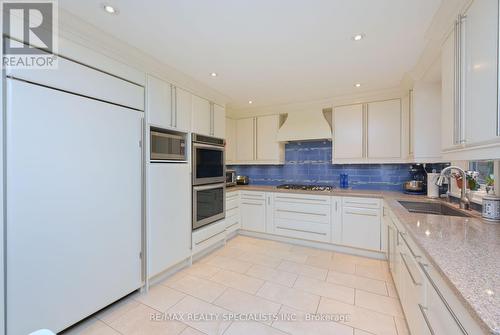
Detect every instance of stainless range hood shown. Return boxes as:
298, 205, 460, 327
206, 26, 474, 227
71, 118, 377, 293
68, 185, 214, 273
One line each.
276, 109, 332, 142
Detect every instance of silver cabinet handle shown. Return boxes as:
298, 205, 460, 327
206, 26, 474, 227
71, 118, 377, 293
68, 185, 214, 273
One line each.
275, 196, 328, 203
418, 304, 436, 335
344, 211, 378, 217
344, 201, 378, 206
275, 226, 326, 236
241, 202, 264, 206
400, 252, 421, 286
276, 209, 327, 216
399, 232, 421, 259
418, 262, 468, 335
170, 84, 174, 127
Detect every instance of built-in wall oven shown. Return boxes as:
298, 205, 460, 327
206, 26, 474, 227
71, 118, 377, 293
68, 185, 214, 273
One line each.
192, 134, 225, 185
192, 183, 225, 230
192, 134, 226, 230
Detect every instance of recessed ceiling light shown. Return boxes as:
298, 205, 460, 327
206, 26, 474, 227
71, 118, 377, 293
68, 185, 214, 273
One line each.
352, 34, 365, 41
248, 100, 253, 104
210, 72, 218, 77
103, 4, 118, 14
354, 83, 361, 88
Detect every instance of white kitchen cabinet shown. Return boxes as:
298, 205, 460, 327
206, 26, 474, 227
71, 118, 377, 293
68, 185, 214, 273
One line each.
441, 0, 500, 160
192, 95, 212, 136
333, 99, 403, 163
441, 29, 456, 152
333, 104, 364, 160
331, 197, 342, 244
240, 191, 267, 232
236, 118, 255, 162
148, 163, 191, 278
191, 96, 226, 138
367, 99, 402, 159
341, 197, 381, 250
273, 193, 331, 243
225, 191, 241, 233
234, 115, 284, 164
147, 75, 192, 132
256, 115, 284, 162
463, 0, 498, 145
213, 104, 226, 138
174, 87, 192, 132
409, 83, 442, 162
147, 75, 173, 128
225, 117, 237, 163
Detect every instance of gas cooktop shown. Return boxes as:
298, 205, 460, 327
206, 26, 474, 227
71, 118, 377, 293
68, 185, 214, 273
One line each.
276, 184, 336, 191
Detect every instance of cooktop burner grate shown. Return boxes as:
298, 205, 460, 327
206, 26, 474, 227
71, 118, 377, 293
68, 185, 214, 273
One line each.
276, 184, 336, 191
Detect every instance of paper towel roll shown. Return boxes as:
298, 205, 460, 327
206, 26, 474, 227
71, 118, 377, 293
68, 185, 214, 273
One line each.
427, 173, 440, 198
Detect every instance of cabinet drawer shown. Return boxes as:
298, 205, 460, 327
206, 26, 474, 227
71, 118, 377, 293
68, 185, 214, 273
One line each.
226, 207, 239, 219
225, 213, 240, 229
241, 191, 266, 200
226, 191, 239, 200
343, 197, 381, 209
274, 193, 331, 205
274, 203, 330, 224
274, 218, 330, 243
226, 197, 239, 211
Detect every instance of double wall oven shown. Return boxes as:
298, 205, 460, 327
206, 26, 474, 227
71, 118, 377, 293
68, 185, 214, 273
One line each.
192, 134, 226, 230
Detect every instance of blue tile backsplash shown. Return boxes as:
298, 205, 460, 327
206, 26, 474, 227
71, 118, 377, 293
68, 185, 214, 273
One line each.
228, 141, 430, 191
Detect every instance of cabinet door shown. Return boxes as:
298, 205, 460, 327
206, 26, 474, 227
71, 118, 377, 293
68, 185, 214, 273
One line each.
240, 192, 266, 232
333, 104, 364, 159
225, 118, 237, 163
463, 0, 499, 145
148, 163, 191, 278
175, 87, 192, 132
192, 95, 211, 136
256, 114, 281, 161
147, 75, 172, 128
441, 29, 456, 151
367, 99, 401, 159
236, 118, 255, 161
342, 207, 381, 250
213, 104, 226, 138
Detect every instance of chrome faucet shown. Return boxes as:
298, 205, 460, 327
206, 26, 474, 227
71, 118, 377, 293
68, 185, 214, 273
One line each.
436, 166, 470, 210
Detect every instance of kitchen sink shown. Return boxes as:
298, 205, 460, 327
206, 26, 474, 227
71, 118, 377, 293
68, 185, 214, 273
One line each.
398, 201, 472, 218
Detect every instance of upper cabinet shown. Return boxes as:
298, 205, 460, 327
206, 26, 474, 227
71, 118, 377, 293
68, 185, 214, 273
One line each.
213, 104, 226, 138
333, 99, 404, 163
146, 75, 192, 132
225, 117, 237, 164
333, 104, 364, 160
192, 95, 212, 136
367, 99, 402, 159
192, 95, 225, 138
234, 115, 284, 164
441, 0, 500, 160
147, 75, 172, 128
409, 83, 442, 162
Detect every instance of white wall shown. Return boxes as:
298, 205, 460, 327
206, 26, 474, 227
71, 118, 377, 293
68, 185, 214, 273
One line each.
228, 86, 403, 119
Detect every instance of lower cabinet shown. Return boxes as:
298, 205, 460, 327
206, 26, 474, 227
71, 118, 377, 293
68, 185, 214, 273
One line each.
273, 193, 331, 243
240, 191, 267, 232
148, 163, 191, 278
341, 197, 382, 250
385, 204, 486, 335
225, 191, 241, 233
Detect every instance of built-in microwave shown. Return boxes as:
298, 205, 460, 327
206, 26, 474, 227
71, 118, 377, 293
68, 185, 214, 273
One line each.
192, 134, 225, 185
150, 128, 187, 161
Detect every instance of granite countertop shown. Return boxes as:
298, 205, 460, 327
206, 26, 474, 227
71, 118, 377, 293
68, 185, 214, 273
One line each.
227, 185, 500, 334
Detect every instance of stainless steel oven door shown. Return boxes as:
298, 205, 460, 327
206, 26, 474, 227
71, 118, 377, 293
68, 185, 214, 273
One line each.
192, 142, 225, 185
192, 183, 225, 230
150, 130, 186, 161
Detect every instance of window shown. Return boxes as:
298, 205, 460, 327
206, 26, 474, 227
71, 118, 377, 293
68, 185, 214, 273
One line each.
469, 160, 494, 189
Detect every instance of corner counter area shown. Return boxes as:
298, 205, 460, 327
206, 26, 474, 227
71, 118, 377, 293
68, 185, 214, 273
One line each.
223, 185, 499, 335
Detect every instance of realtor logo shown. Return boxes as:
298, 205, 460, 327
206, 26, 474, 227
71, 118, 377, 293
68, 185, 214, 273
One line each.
2, 0, 58, 69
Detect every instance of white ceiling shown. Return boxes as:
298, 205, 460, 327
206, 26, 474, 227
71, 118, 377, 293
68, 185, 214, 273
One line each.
59, 0, 441, 111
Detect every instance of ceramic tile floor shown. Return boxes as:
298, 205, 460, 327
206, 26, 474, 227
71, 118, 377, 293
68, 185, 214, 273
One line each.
62, 235, 410, 335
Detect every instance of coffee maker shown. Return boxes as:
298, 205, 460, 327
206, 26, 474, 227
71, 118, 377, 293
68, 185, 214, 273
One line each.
404, 164, 427, 194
